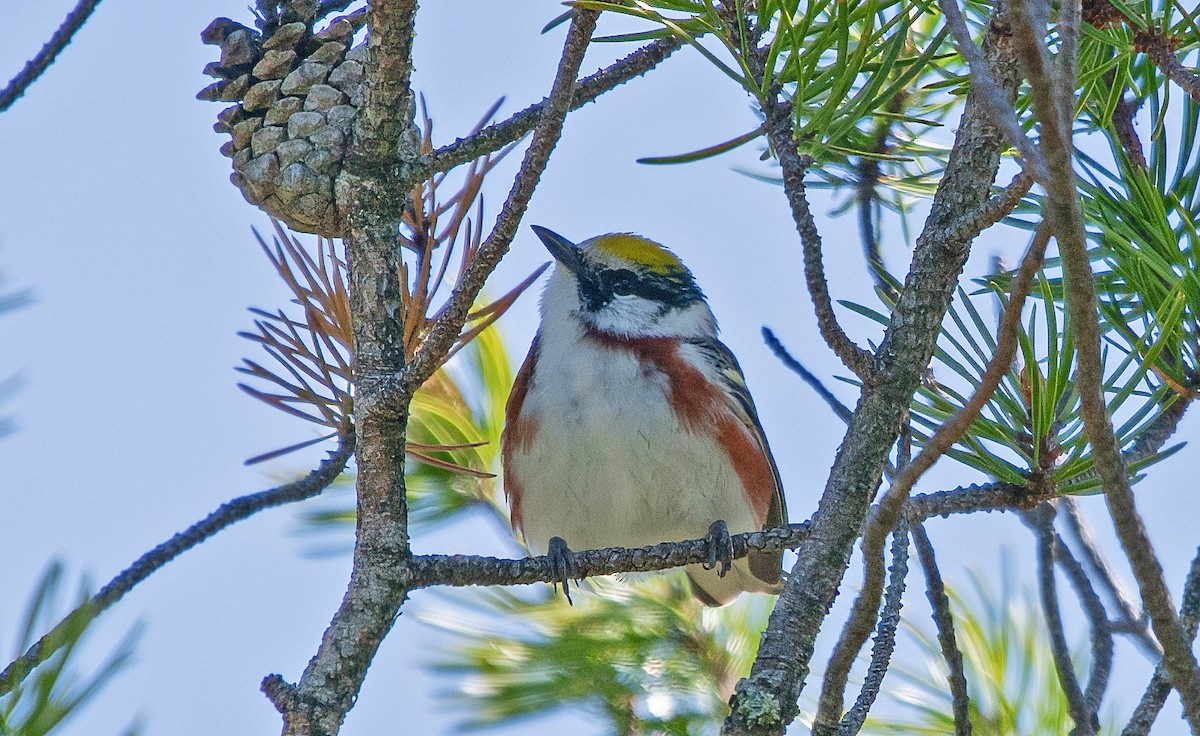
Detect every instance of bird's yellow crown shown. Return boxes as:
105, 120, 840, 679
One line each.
590, 234, 685, 276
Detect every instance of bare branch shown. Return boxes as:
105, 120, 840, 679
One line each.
1111, 94, 1148, 170
1030, 505, 1097, 735
816, 529, 892, 732
938, 0, 1050, 181
945, 169, 1034, 243
399, 11, 600, 394
1058, 0, 1081, 106
1051, 526, 1115, 717
1061, 497, 1160, 657
911, 523, 973, 736
835, 523, 910, 736
856, 97, 904, 295
1122, 548, 1200, 736
405, 482, 1099, 592
0, 433, 354, 697
0, 0, 102, 114
763, 105, 877, 381
1135, 28, 1200, 104
762, 327, 853, 424
408, 523, 811, 589
420, 36, 683, 178
907, 481, 1040, 517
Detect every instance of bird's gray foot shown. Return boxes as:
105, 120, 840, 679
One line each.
547, 536, 581, 604
703, 520, 734, 578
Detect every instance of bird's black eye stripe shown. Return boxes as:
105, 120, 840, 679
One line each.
579, 267, 704, 311
607, 268, 638, 296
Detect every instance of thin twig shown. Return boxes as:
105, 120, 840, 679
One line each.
1121, 548, 1200, 736
409, 523, 812, 589
1111, 93, 1148, 170
907, 481, 1047, 518
419, 36, 683, 179
945, 169, 1035, 243
0, 433, 355, 697
762, 327, 853, 423
1029, 504, 1096, 735
0, 0, 103, 113
896, 417, 912, 473
911, 523, 973, 736
816, 532, 893, 732
858, 152, 883, 288
938, 0, 1050, 182
835, 522, 910, 736
1057, 0, 1082, 132
399, 11, 600, 394
764, 103, 877, 381
1051, 526, 1115, 717
1061, 497, 1160, 657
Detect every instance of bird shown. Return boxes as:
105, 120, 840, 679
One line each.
501, 225, 787, 606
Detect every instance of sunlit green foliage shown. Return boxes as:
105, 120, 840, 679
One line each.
1078, 96, 1200, 398
870, 571, 1119, 734
426, 577, 772, 734
843, 273, 1178, 492
576, 0, 967, 165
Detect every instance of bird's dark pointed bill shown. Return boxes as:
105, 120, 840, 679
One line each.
531, 225, 583, 274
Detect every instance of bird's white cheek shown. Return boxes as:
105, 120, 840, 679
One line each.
587, 298, 719, 340
584, 297, 664, 336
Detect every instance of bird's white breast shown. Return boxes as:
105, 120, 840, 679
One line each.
508, 316, 759, 556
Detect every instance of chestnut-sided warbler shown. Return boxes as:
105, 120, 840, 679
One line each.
501, 226, 787, 605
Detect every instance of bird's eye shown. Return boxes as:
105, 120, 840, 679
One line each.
609, 269, 637, 296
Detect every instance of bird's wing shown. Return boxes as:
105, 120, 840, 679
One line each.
687, 337, 788, 532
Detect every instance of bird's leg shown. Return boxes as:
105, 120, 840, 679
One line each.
703, 520, 734, 578
547, 536, 581, 604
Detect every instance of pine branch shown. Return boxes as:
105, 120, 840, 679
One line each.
763, 108, 876, 381
724, 10, 1021, 732
0, 433, 354, 697
1010, 0, 1200, 720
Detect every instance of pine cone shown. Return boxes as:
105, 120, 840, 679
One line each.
198, 12, 366, 236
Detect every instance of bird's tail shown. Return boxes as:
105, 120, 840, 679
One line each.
685, 549, 783, 606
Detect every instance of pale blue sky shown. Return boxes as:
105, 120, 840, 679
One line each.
1, 2, 1196, 735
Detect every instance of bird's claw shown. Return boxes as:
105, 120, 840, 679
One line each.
703, 520, 734, 578
548, 536, 581, 604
